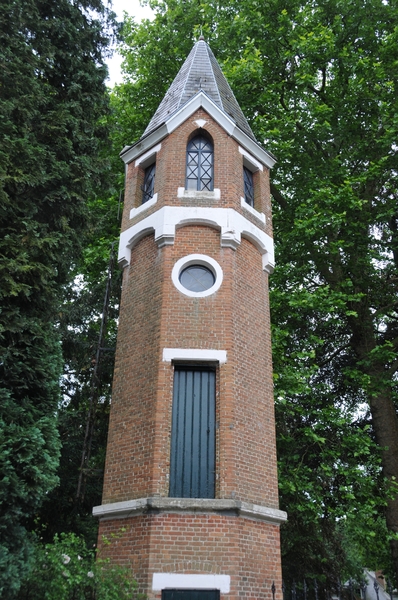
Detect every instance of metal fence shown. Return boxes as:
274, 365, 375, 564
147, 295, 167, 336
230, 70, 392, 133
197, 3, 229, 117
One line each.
271, 576, 396, 600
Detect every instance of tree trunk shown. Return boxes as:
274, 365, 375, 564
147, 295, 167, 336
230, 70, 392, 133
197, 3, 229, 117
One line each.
350, 311, 398, 580
368, 380, 398, 580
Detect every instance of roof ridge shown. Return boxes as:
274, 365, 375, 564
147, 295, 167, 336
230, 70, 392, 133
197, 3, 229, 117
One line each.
204, 41, 223, 110
178, 41, 199, 112
141, 39, 256, 141
209, 48, 240, 115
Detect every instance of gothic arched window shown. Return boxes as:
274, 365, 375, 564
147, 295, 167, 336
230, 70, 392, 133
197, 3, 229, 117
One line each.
243, 166, 254, 207
142, 162, 156, 204
186, 135, 214, 191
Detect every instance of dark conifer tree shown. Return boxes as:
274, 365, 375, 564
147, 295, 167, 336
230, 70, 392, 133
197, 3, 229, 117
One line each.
0, 0, 116, 595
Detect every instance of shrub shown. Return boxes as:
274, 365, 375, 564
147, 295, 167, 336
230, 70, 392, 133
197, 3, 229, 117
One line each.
17, 532, 143, 600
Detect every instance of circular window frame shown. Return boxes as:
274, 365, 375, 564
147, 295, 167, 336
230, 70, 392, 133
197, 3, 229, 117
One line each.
172, 254, 223, 298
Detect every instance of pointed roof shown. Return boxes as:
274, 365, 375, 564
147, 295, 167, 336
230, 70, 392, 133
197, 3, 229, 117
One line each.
142, 38, 256, 141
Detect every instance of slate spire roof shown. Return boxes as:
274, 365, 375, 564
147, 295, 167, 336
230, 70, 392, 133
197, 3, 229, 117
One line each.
142, 37, 256, 141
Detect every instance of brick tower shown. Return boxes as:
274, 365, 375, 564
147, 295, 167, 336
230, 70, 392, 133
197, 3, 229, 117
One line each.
94, 38, 287, 600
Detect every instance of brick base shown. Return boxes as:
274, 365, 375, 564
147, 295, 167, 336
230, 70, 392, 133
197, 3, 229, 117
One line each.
97, 512, 283, 599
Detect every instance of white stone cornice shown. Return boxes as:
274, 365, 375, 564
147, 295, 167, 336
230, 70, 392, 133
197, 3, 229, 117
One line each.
167, 92, 276, 169
93, 497, 288, 525
118, 206, 275, 273
120, 125, 168, 165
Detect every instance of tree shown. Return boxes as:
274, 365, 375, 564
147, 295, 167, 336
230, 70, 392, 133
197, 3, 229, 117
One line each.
17, 532, 142, 600
114, 0, 398, 580
35, 202, 122, 547
230, 0, 398, 578
0, 0, 116, 594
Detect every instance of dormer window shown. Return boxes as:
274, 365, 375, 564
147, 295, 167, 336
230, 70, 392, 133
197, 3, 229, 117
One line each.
243, 166, 254, 207
186, 135, 214, 191
142, 162, 156, 203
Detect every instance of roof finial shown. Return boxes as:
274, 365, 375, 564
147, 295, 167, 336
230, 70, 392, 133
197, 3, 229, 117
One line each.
198, 26, 204, 41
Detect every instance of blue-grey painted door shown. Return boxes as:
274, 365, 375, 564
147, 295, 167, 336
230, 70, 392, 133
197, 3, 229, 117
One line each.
169, 368, 216, 498
162, 590, 219, 600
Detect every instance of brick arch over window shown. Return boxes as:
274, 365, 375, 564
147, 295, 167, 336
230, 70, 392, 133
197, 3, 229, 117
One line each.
186, 132, 214, 191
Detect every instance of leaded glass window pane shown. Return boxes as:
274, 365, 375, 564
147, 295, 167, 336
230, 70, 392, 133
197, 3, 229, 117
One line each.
243, 166, 254, 207
186, 136, 214, 191
179, 265, 215, 292
142, 163, 156, 203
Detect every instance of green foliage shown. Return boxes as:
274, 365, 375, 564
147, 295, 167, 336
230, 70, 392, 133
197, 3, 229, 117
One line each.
17, 532, 143, 600
33, 180, 122, 544
0, 302, 64, 595
0, 0, 117, 593
114, 0, 398, 581
35, 248, 121, 546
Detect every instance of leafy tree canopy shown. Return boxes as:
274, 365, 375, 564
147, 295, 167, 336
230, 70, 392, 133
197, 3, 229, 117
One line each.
0, 0, 117, 594
114, 0, 398, 581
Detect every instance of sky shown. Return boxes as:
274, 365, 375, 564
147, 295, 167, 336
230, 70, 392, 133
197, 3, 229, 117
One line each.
106, 0, 155, 87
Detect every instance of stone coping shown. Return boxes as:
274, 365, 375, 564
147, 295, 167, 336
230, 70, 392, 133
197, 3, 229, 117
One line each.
93, 497, 287, 525
118, 206, 275, 273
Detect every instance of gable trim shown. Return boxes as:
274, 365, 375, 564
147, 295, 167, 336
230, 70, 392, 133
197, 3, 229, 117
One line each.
120, 92, 276, 169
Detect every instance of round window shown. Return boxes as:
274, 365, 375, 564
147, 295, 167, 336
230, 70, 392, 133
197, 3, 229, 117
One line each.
179, 265, 215, 292
171, 254, 223, 298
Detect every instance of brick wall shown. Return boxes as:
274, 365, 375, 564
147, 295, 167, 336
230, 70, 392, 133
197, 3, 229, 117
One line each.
98, 513, 283, 600
102, 234, 164, 502
102, 224, 278, 508
99, 109, 282, 597
122, 109, 273, 240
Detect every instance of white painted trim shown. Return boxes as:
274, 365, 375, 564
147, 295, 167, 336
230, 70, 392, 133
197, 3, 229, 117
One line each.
92, 496, 288, 524
177, 187, 221, 200
120, 124, 168, 165
171, 254, 223, 298
135, 143, 162, 167
152, 573, 230, 593
233, 125, 276, 169
240, 197, 266, 223
93, 498, 147, 519
194, 119, 207, 128
163, 348, 227, 364
130, 194, 158, 220
120, 92, 276, 169
118, 206, 275, 273
166, 92, 235, 137
239, 146, 263, 171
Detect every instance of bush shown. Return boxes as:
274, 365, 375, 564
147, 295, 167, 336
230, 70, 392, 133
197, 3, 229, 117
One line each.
17, 532, 143, 600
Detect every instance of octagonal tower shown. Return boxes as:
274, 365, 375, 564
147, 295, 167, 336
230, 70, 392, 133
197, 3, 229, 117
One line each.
94, 38, 287, 600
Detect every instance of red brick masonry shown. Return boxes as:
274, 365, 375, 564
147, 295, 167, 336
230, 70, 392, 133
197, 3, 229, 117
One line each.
96, 110, 285, 598
98, 512, 283, 600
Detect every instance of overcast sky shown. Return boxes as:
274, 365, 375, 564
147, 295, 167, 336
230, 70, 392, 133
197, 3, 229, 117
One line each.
106, 0, 154, 87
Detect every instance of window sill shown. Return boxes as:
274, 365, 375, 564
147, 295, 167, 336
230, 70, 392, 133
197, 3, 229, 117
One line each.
178, 187, 221, 200
130, 193, 158, 220
240, 197, 266, 223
